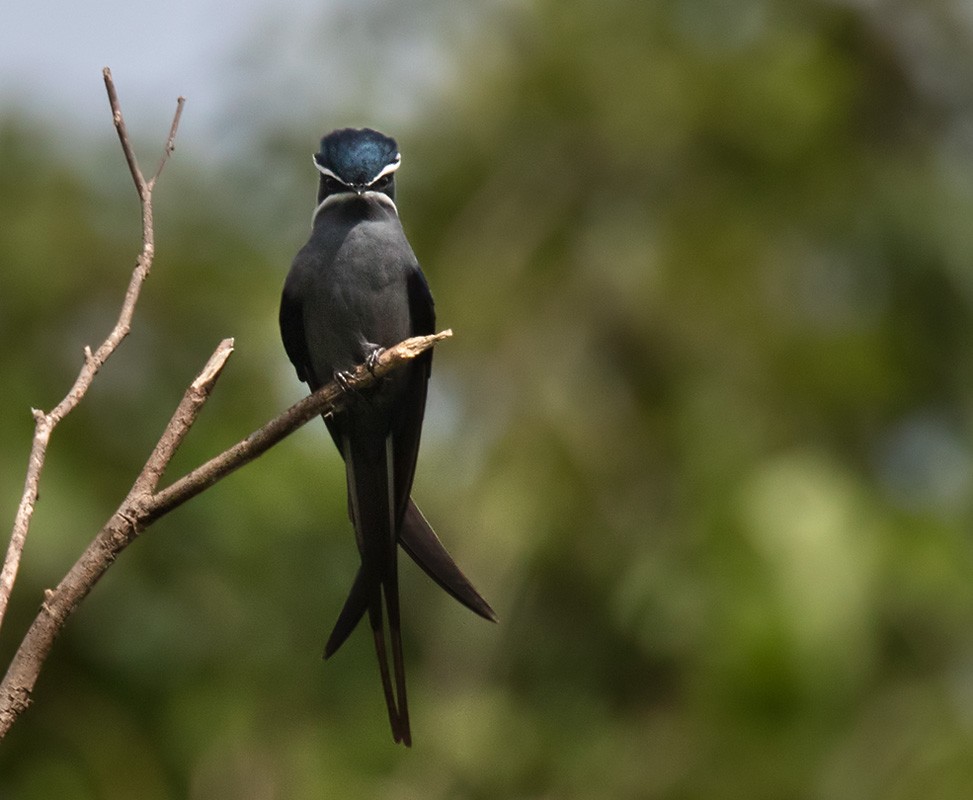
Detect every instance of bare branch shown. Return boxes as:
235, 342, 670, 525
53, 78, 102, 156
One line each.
0, 336, 239, 738
0, 330, 451, 739
0, 70, 184, 639
148, 96, 186, 188
103, 66, 146, 197
129, 337, 236, 498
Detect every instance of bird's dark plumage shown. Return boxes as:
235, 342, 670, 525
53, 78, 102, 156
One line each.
280, 128, 495, 746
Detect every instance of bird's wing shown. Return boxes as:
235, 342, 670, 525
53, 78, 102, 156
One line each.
279, 268, 313, 385
389, 266, 436, 524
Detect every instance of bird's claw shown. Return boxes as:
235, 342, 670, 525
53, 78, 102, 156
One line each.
365, 347, 386, 377
333, 370, 357, 394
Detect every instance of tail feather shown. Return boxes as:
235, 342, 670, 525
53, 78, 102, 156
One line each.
324, 570, 411, 743
325, 500, 496, 660
384, 437, 411, 746
368, 599, 404, 744
323, 568, 369, 659
343, 433, 411, 746
326, 437, 495, 746
401, 501, 498, 623
384, 568, 411, 746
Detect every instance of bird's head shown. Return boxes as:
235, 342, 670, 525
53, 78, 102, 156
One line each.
313, 128, 400, 214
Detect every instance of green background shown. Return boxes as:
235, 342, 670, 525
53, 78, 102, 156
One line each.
3, 0, 973, 797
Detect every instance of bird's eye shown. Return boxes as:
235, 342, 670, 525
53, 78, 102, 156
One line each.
372, 175, 391, 191
324, 177, 342, 192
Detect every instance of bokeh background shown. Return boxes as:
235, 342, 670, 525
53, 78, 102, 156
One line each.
4, 0, 973, 797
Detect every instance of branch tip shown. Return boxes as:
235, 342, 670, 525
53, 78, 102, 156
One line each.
191, 339, 235, 390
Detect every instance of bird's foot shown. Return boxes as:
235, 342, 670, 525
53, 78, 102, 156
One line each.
365, 346, 386, 377
333, 369, 358, 394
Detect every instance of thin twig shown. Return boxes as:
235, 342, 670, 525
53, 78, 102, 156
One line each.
103, 67, 145, 197
149, 98, 185, 188
0, 330, 451, 738
0, 70, 184, 639
129, 338, 236, 498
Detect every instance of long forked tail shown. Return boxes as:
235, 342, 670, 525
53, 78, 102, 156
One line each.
326, 500, 496, 660
339, 434, 411, 746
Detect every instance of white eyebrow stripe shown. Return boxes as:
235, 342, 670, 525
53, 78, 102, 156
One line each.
368, 153, 401, 183
313, 153, 401, 186
312, 159, 352, 185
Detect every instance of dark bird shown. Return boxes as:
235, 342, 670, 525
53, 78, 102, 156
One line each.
279, 128, 496, 746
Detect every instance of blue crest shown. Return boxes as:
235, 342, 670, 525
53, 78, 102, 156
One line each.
315, 128, 400, 186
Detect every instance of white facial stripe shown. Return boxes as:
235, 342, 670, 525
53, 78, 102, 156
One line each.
368, 154, 401, 184
313, 153, 401, 186
311, 190, 398, 223
312, 159, 352, 186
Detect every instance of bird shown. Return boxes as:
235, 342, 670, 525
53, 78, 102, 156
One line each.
279, 127, 496, 746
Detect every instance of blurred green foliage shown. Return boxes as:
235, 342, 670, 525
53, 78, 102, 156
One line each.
4, 0, 973, 797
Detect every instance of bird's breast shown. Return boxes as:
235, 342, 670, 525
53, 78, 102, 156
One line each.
301, 217, 416, 376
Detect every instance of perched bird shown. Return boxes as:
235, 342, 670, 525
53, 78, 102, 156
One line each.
279, 128, 496, 746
